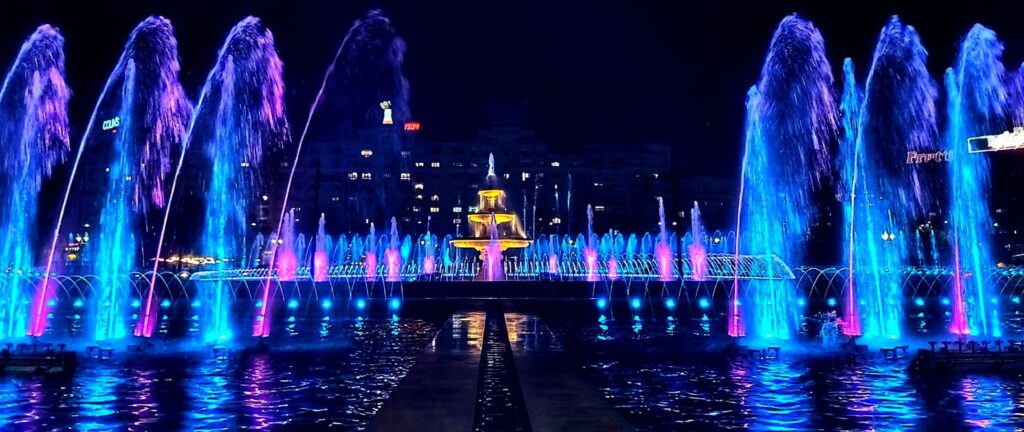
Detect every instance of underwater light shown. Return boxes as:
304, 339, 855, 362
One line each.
73, 299, 84, 308
664, 298, 677, 309
160, 299, 171, 308
596, 298, 608, 309
914, 298, 925, 307
630, 298, 642, 310
827, 298, 837, 307
797, 298, 807, 307
389, 298, 401, 310
355, 299, 367, 310
287, 299, 299, 310
131, 299, 141, 308
698, 298, 710, 309
321, 299, 333, 310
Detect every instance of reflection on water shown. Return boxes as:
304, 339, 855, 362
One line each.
0, 317, 438, 431
544, 305, 1024, 432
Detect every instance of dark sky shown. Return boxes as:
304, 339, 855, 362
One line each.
3, 0, 1024, 178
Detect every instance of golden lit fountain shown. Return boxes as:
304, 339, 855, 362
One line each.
450, 153, 531, 280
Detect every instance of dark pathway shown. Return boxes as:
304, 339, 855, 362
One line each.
372, 302, 632, 431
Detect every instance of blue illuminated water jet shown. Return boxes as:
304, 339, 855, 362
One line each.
734, 15, 838, 341
846, 17, 939, 341
0, 25, 71, 339
184, 17, 288, 342
944, 24, 1006, 338
78, 17, 192, 341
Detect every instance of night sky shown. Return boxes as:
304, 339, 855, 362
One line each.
3, 0, 1024, 178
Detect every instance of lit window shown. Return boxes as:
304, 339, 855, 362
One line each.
361, 149, 373, 157
401, 151, 411, 158
431, 195, 440, 202
361, 173, 372, 180
504, 173, 510, 179
468, 206, 479, 213
653, 172, 659, 179
595, 205, 605, 212
331, 197, 341, 202
412, 207, 421, 213
416, 194, 423, 200
453, 162, 463, 167
414, 183, 424, 190
415, 162, 425, 168
552, 217, 562, 224
551, 161, 560, 167
453, 218, 461, 224
431, 162, 440, 168
430, 207, 440, 213
453, 207, 462, 213
348, 172, 358, 180
521, 172, 530, 181
400, 173, 411, 181
240, 161, 250, 167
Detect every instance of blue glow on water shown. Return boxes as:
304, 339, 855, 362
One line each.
914, 298, 925, 307
321, 300, 333, 310
664, 298, 676, 310
355, 299, 367, 310
1013, 297, 1021, 304
596, 298, 608, 309
160, 299, 171, 308
389, 299, 401, 310
942, 298, 951, 306
630, 298, 642, 310
73, 299, 84, 308
287, 299, 299, 310
827, 298, 837, 307
698, 298, 710, 309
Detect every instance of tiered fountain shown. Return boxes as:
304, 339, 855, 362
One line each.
450, 154, 531, 281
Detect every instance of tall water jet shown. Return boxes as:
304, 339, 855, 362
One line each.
734, 15, 838, 341
547, 234, 559, 275
0, 25, 70, 339
483, 214, 503, 281
689, 201, 708, 281
584, 205, 598, 281
313, 214, 329, 282
945, 24, 1006, 338
255, 10, 405, 337
58, 18, 192, 341
838, 58, 863, 337
654, 197, 674, 281
139, 17, 288, 339
385, 217, 401, 281
847, 17, 938, 341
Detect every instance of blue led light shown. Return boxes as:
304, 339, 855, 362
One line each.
827, 298, 837, 307
73, 299, 84, 308
287, 299, 299, 310
698, 298, 710, 309
47, 299, 57, 307
389, 298, 401, 310
131, 299, 141, 308
1013, 297, 1021, 304
797, 298, 807, 307
355, 299, 367, 310
630, 298, 642, 310
596, 298, 607, 309
160, 299, 171, 308
191, 300, 201, 308
914, 298, 925, 307
941, 298, 951, 306
321, 299, 333, 310
664, 298, 677, 309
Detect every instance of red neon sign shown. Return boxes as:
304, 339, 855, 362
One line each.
404, 121, 421, 132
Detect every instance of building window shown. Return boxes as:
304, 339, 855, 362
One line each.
361, 173, 372, 180
431, 162, 441, 168
453, 206, 462, 213
551, 161, 560, 167
415, 162, 425, 168
401, 151, 411, 158
431, 195, 440, 202
468, 206, 479, 213
360, 149, 373, 157
521, 172, 530, 181
331, 197, 341, 202
400, 173, 411, 181
414, 183, 424, 190
412, 207, 421, 213
416, 194, 423, 200
348, 172, 358, 180
595, 205, 605, 212
430, 207, 440, 213
453, 162, 463, 167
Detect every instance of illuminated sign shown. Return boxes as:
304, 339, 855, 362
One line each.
906, 150, 951, 164
969, 127, 1024, 153
404, 121, 421, 132
102, 116, 121, 131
